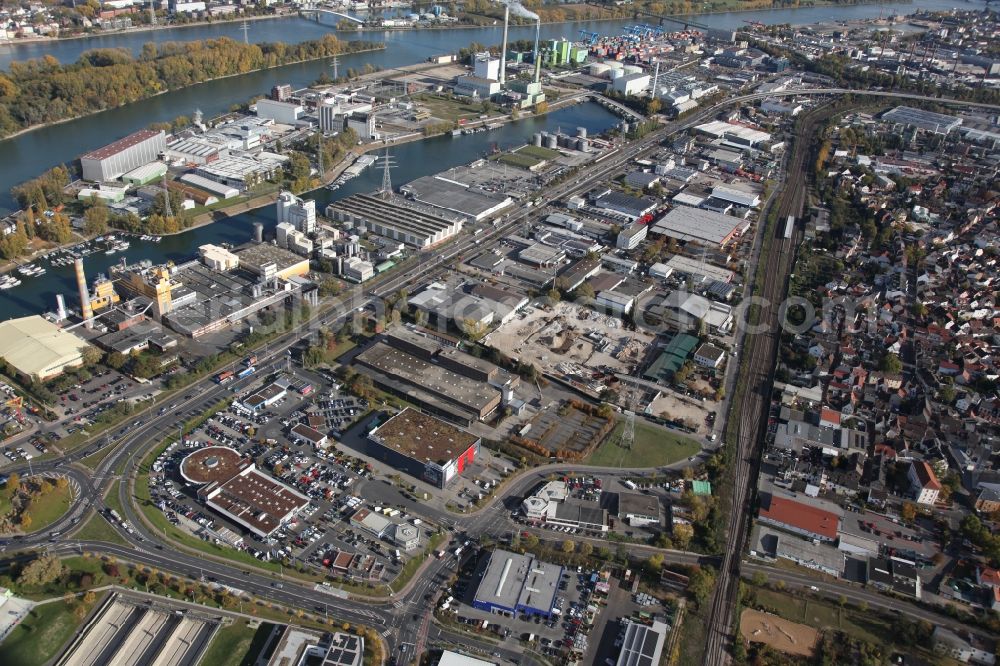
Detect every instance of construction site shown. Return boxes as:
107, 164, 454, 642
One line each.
484, 301, 655, 398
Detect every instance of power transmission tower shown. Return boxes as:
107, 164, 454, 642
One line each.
316, 130, 324, 177
378, 149, 395, 198
162, 175, 172, 218
241, 20, 250, 44
149, 0, 155, 25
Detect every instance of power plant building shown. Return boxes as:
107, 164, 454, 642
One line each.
80, 129, 167, 182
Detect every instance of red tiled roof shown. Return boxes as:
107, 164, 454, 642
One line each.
759, 496, 839, 540
820, 408, 841, 426
980, 566, 1000, 588
912, 461, 941, 490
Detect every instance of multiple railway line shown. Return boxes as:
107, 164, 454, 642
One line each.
702, 105, 831, 665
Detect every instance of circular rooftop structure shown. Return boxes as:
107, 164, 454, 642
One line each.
179, 446, 244, 485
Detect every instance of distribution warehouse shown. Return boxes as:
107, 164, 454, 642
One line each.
650, 207, 750, 247
0, 316, 92, 381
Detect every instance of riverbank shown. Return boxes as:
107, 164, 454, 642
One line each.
186, 91, 591, 230
0, 43, 385, 144
0, 10, 298, 47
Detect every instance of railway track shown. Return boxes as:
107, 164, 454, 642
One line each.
701, 105, 832, 664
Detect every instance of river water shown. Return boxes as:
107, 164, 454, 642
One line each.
0, 101, 618, 318
0, 0, 982, 216
0, 0, 984, 315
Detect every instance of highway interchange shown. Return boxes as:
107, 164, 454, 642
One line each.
2, 87, 999, 665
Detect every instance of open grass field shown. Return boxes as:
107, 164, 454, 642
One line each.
0, 592, 106, 666
412, 94, 500, 123
519, 145, 561, 160
197, 620, 262, 666
24, 484, 73, 533
497, 152, 541, 169
753, 588, 884, 645
584, 420, 700, 468
740, 609, 819, 657
0, 479, 73, 534
71, 512, 127, 546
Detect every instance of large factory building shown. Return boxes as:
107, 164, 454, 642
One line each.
80, 129, 167, 182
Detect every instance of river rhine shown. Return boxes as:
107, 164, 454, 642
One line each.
0, 0, 984, 316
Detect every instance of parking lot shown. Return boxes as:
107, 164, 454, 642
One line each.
441, 552, 610, 660
143, 367, 443, 585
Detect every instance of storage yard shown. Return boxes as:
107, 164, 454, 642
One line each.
485, 301, 656, 395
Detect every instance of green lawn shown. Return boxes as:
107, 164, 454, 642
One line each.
753, 588, 884, 645
198, 620, 262, 666
24, 485, 74, 533
71, 512, 127, 546
0, 594, 105, 666
103, 479, 124, 518
584, 420, 700, 468
497, 152, 541, 169
0, 481, 74, 534
519, 145, 560, 160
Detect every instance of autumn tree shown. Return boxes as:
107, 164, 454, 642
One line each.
17, 554, 64, 586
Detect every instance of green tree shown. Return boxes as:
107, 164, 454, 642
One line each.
83, 204, 110, 235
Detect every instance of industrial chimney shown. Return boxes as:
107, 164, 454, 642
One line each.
533, 20, 542, 84
253, 221, 264, 243
55, 294, 67, 322
75, 258, 93, 329
499, 2, 510, 86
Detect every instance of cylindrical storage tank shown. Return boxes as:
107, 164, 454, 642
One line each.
533, 132, 543, 147
545, 134, 558, 149
588, 62, 611, 77
253, 222, 264, 243
579, 138, 590, 153
577, 127, 587, 138
622, 65, 644, 75
608, 68, 624, 81
606, 60, 624, 70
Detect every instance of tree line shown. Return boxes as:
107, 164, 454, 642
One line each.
0, 34, 383, 139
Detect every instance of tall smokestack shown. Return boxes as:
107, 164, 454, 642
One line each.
56, 294, 67, 322
75, 258, 93, 329
499, 3, 509, 86
533, 20, 541, 84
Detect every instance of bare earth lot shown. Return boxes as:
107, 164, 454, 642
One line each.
739, 609, 819, 658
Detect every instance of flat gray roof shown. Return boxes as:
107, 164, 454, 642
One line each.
474, 549, 562, 615
618, 491, 660, 518
650, 207, 747, 246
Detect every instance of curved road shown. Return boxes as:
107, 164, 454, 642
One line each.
2, 86, 996, 664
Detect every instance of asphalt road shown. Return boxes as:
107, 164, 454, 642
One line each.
3, 86, 997, 665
